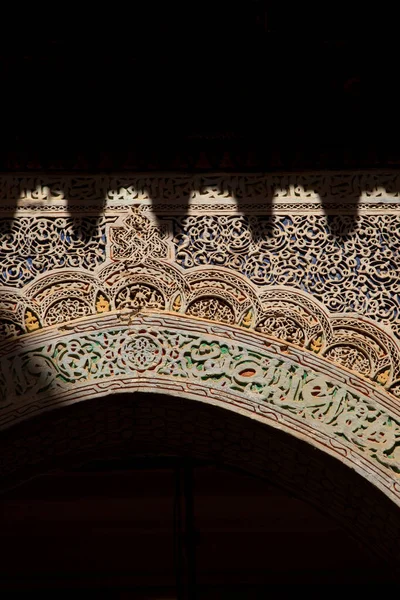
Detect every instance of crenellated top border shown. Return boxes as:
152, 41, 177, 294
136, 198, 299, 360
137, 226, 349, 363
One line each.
1, 172, 400, 215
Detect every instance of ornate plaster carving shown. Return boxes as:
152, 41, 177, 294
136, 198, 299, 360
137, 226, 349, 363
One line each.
1, 174, 400, 396
1, 311, 400, 508
2, 172, 400, 506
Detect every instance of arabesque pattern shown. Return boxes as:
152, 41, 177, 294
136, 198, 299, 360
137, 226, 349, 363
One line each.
173, 214, 400, 335
3, 173, 400, 508
1, 311, 400, 507
0, 216, 111, 287
1, 173, 400, 398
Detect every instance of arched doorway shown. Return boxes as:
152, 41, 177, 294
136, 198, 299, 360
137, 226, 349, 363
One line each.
2, 311, 400, 507
2, 172, 400, 592
0, 458, 394, 594
0, 391, 399, 594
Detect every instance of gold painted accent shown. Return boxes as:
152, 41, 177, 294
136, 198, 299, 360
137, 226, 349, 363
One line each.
173, 295, 182, 312
310, 336, 323, 353
377, 369, 390, 385
96, 294, 110, 313
242, 309, 253, 328
25, 311, 40, 332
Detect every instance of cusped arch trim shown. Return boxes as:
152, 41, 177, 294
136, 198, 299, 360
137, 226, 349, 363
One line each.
3, 264, 400, 393
1, 310, 400, 508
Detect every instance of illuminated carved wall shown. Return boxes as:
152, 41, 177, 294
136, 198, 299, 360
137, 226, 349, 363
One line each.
2, 173, 400, 505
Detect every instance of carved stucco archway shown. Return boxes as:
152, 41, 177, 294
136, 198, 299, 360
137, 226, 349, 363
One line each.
2, 309, 400, 506
2, 173, 400, 566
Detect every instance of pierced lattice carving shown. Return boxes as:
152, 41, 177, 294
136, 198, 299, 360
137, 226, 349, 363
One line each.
115, 284, 165, 311
2, 176, 400, 396
186, 297, 236, 324
325, 345, 371, 376
256, 314, 306, 346
0, 321, 23, 341
173, 214, 400, 337
0, 217, 111, 287
45, 298, 92, 325
110, 206, 169, 263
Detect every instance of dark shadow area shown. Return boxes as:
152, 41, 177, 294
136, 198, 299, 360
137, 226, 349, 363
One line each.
146, 173, 400, 243
2, 4, 400, 178
229, 177, 274, 244
49, 182, 107, 243
0, 391, 398, 592
141, 177, 193, 235
0, 456, 394, 593
309, 177, 361, 238
316, 174, 400, 237
1, 6, 400, 236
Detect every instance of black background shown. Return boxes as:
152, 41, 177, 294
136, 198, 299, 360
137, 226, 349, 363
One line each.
0, 3, 398, 170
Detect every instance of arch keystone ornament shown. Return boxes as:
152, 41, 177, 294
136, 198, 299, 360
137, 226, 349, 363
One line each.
2, 172, 400, 529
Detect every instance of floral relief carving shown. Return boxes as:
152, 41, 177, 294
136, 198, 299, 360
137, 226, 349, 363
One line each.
173, 214, 400, 338
1, 175, 400, 397
324, 345, 371, 376
186, 297, 236, 324
24, 310, 40, 332
45, 298, 92, 325
95, 294, 110, 313
255, 314, 306, 346
124, 334, 164, 371
114, 284, 165, 311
